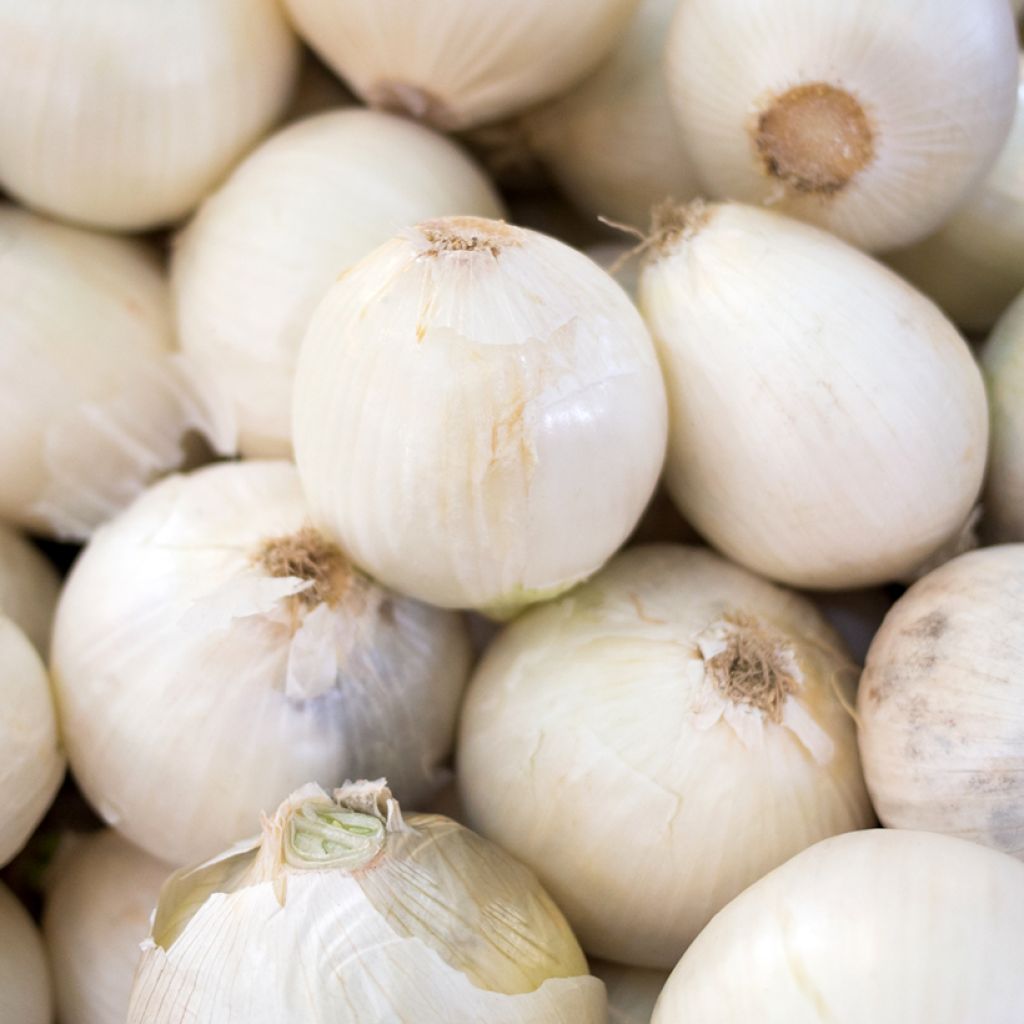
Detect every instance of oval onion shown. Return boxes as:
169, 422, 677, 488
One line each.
652, 829, 1024, 1023
0, 882, 52, 1024
294, 215, 667, 613
664, 0, 1018, 252
458, 545, 873, 968
51, 461, 471, 866
128, 781, 606, 1023
174, 109, 503, 458
0, 524, 59, 654
638, 201, 987, 590
858, 546, 1024, 859
0, 0, 299, 231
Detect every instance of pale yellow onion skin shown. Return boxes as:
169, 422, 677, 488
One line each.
888, 60, 1024, 330
0, 204, 230, 540
51, 461, 471, 866
44, 830, 171, 1024
293, 217, 667, 612
174, 109, 504, 458
982, 291, 1024, 541
592, 962, 667, 1024
858, 546, 1024, 859
0, 883, 52, 1024
0, 616, 64, 868
457, 545, 873, 968
523, 0, 699, 227
665, 0, 1018, 252
639, 203, 988, 590
282, 0, 641, 130
0, 0, 299, 231
0, 523, 60, 654
652, 830, 1024, 1023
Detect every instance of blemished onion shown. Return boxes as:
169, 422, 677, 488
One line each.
982, 292, 1024, 542
127, 781, 606, 1023
0, 615, 64, 868
858, 546, 1024, 859
593, 962, 667, 1024
521, 0, 699, 228
281, 0, 641, 131
0, 882, 52, 1024
44, 830, 171, 1024
174, 109, 504, 458
458, 545, 873, 968
293, 215, 667, 613
0, 0, 299, 231
0, 204, 231, 541
664, 0, 1018, 252
0, 523, 60, 654
638, 201, 988, 590
651, 830, 1024, 1023
51, 460, 471, 866
888, 59, 1024, 331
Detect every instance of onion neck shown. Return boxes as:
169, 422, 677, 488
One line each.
254, 526, 355, 610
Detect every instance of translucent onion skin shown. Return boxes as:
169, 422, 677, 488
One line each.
665, 0, 1018, 252
0, 523, 60, 654
458, 545, 873, 968
281, 0, 641, 131
51, 461, 472, 866
294, 216, 667, 613
592, 962, 667, 1024
44, 830, 171, 1024
0, 204, 230, 540
651, 830, 1024, 1023
858, 547, 1024, 859
0, 0, 299, 231
0, 883, 52, 1024
638, 202, 988, 590
0, 615, 64, 868
174, 109, 504, 458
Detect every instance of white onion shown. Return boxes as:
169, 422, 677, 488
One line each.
51, 460, 471, 866
0, 883, 52, 1024
0, 523, 59, 654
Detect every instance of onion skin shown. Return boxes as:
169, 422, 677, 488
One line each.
0, 524, 59, 655
0, 883, 52, 1024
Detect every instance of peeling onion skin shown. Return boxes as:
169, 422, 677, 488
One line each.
51, 461, 472, 866
858, 546, 1024, 859
651, 830, 1024, 1024
0, 523, 60, 655
458, 545, 873, 968
0, 883, 52, 1024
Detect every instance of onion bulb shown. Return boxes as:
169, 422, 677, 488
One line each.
44, 830, 171, 1024
281, 0, 641, 131
0, 883, 52, 1024
652, 829, 1024, 1023
294, 216, 667, 613
51, 460, 471, 866
522, 0, 699, 227
638, 201, 987, 590
174, 109, 503, 458
0, 0, 299, 231
458, 545, 873, 968
128, 780, 606, 1023
0, 204, 231, 540
0, 615, 64, 867
858, 546, 1024, 859
593, 962, 667, 1024
664, 0, 1018, 252
0, 523, 59, 654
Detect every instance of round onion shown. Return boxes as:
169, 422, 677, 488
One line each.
0, 883, 52, 1024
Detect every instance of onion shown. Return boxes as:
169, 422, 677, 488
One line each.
0, 883, 52, 1024
0, 523, 59, 654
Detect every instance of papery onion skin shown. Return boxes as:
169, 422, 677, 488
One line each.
174, 109, 504, 458
0, 204, 231, 540
858, 546, 1024, 859
0, 883, 52, 1024
0, 523, 60, 654
293, 216, 667, 612
44, 830, 171, 1024
51, 461, 471, 866
664, 0, 1018, 252
651, 829, 1024, 1023
638, 201, 988, 590
458, 545, 873, 968
0, 615, 64, 868
0, 0, 299, 231
281, 0, 641, 131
